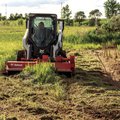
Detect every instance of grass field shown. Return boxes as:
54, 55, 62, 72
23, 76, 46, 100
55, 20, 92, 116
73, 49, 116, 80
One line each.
0, 23, 120, 120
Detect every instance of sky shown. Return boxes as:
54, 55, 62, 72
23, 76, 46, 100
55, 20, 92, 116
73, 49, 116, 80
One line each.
0, 0, 120, 18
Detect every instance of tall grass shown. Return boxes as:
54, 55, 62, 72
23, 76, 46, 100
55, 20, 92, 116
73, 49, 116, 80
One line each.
63, 26, 95, 44
0, 26, 24, 70
20, 63, 65, 100
64, 26, 120, 46
20, 63, 60, 84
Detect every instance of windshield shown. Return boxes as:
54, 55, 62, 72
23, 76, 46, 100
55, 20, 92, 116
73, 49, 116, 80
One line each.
31, 17, 54, 48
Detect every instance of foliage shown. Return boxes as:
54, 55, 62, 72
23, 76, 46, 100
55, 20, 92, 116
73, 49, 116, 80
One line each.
88, 18, 101, 26
1, 16, 7, 21
63, 24, 120, 45
81, 30, 120, 44
61, 4, 72, 25
104, 0, 119, 18
9, 13, 27, 20
89, 9, 102, 26
89, 9, 102, 19
74, 11, 86, 25
102, 15, 120, 32
88, 18, 96, 26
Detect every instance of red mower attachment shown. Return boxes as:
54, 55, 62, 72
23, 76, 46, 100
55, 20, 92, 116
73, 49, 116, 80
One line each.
4, 55, 75, 74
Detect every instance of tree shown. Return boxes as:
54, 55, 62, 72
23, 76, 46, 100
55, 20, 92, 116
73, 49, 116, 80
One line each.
74, 11, 86, 25
18, 14, 23, 19
117, 3, 120, 14
89, 9, 102, 19
61, 4, 72, 25
89, 9, 102, 26
104, 0, 119, 18
24, 13, 29, 19
14, 13, 19, 20
9, 13, 15, 20
1, 16, 6, 21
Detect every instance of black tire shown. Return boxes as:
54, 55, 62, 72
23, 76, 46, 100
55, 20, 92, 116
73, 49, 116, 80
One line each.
17, 50, 26, 61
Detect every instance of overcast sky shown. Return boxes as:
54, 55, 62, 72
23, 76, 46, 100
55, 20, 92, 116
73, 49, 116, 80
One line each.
0, 0, 120, 18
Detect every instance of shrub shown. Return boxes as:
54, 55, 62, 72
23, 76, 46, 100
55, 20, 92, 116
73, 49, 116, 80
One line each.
81, 30, 120, 44
89, 18, 101, 26
102, 15, 120, 32
89, 18, 96, 26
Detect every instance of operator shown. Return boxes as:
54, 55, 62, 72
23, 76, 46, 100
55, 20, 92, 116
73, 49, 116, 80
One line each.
32, 21, 53, 57
33, 22, 46, 47
37, 22, 46, 46
39, 22, 45, 30
38, 22, 53, 46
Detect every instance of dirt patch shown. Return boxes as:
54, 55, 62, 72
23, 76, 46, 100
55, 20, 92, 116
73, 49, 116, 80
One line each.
27, 107, 49, 115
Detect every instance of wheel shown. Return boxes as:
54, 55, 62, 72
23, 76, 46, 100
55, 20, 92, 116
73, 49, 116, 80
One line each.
17, 50, 26, 61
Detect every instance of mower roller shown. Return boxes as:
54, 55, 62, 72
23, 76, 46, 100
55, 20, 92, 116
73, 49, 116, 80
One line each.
4, 13, 75, 74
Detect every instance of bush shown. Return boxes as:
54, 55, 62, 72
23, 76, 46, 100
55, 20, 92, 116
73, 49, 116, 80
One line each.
89, 18, 96, 26
102, 15, 120, 32
89, 18, 101, 26
81, 30, 120, 44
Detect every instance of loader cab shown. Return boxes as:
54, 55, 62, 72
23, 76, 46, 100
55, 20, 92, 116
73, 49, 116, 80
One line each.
23, 13, 65, 59
26, 13, 58, 58
28, 14, 57, 48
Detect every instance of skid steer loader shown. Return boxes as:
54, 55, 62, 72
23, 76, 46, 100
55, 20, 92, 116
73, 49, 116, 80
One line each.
4, 13, 75, 74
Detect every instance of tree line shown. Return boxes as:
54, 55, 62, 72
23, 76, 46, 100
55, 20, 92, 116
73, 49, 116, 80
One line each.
61, 0, 120, 26
0, 0, 119, 26
0, 13, 29, 21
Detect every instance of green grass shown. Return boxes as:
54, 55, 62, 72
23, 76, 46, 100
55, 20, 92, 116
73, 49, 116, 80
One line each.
0, 25, 25, 70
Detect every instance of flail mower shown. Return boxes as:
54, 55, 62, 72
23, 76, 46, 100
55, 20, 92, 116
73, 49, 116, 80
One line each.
4, 13, 75, 74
